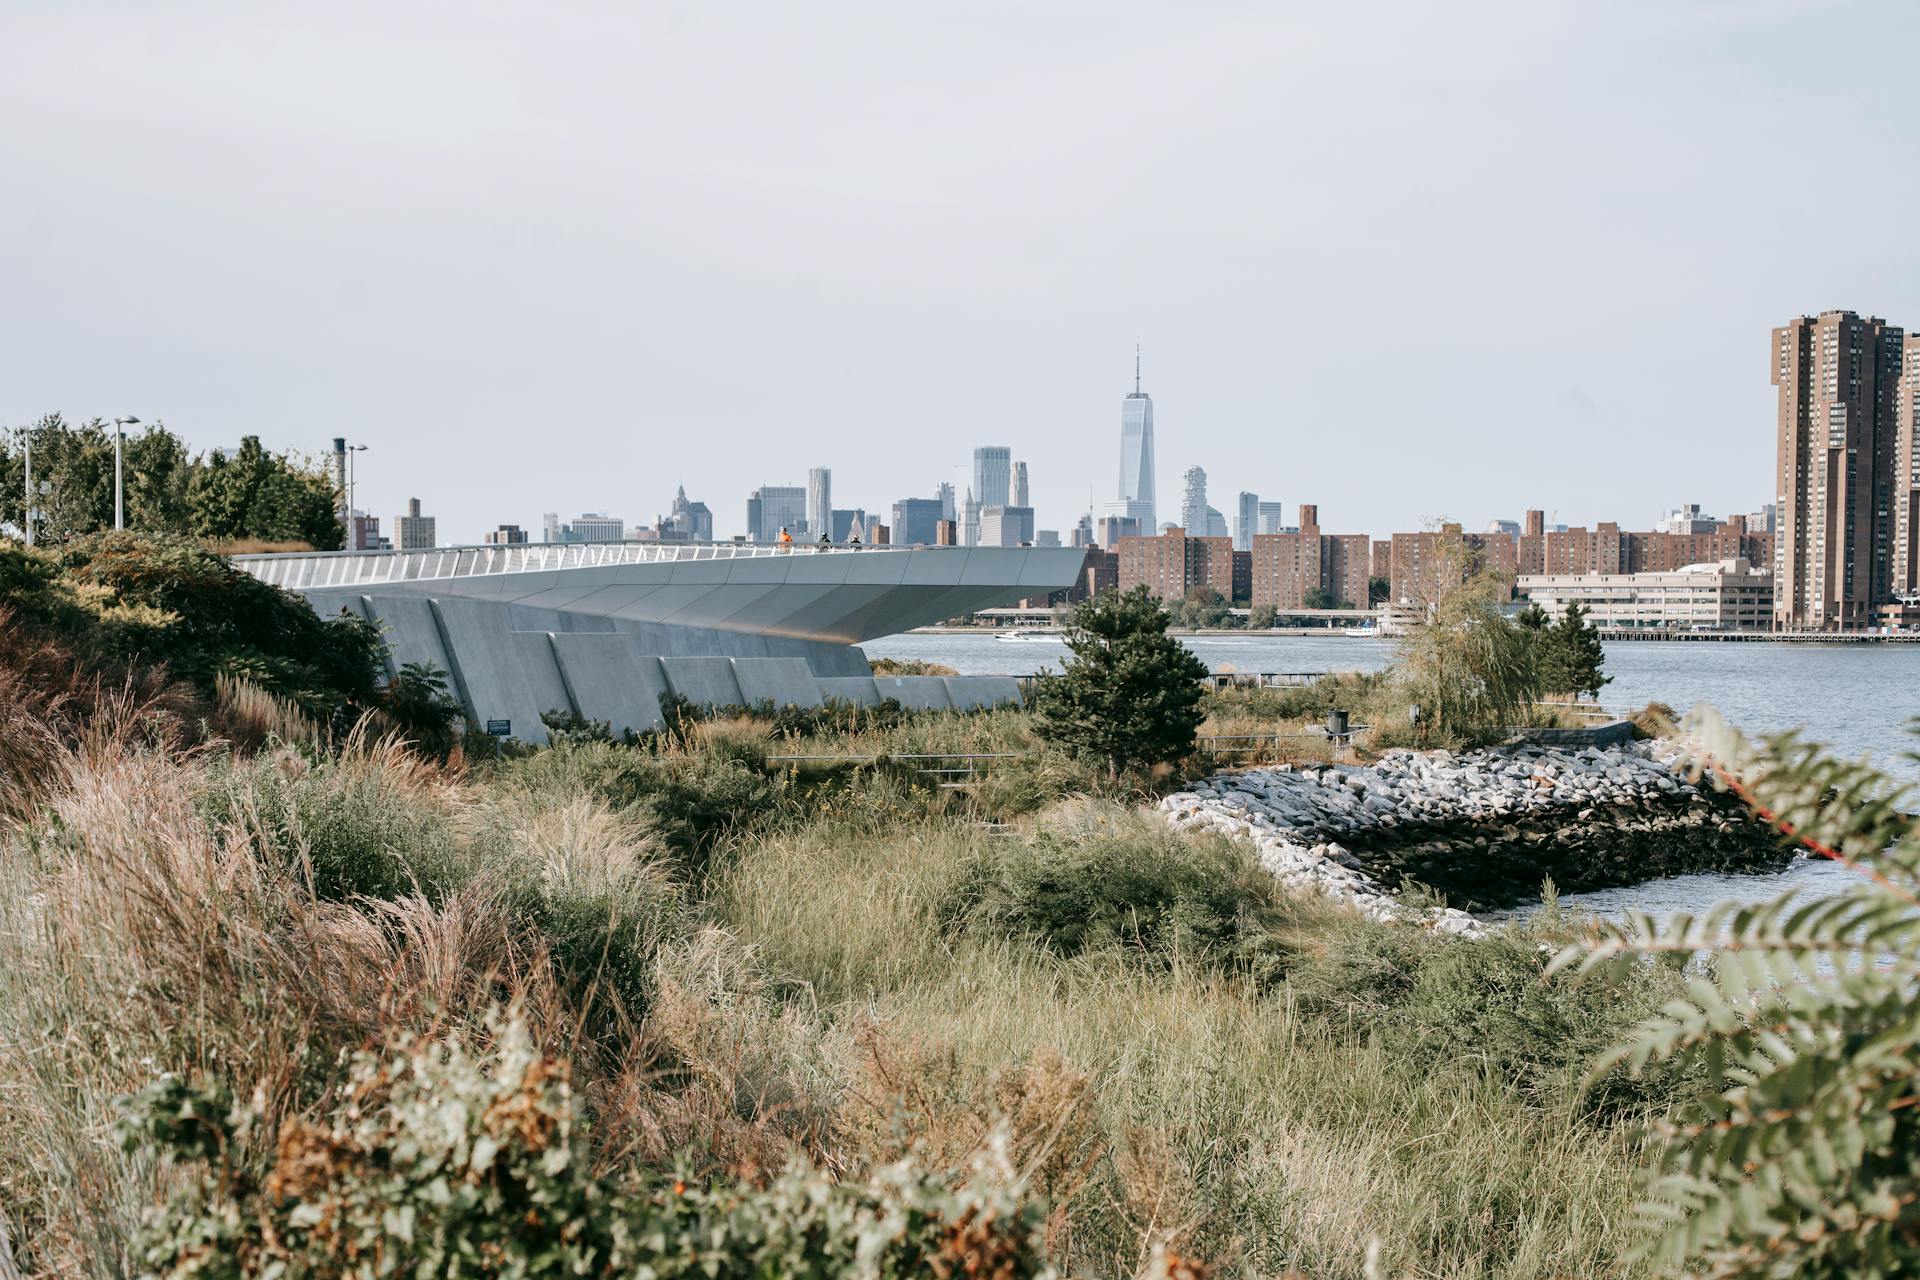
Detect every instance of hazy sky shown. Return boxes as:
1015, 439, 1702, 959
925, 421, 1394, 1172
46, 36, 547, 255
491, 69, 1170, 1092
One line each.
5, 1, 1918, 544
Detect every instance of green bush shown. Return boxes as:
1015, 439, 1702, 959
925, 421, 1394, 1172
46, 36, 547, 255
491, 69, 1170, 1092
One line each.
200, 752, 468, 902
5, 533, 385, 726
946, 807, 1295, 978
493, 741, 784, 880
122, 1014, 1055, 1280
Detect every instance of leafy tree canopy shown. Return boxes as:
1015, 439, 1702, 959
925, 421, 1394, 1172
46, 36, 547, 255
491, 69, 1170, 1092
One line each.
2, 416, 342, 549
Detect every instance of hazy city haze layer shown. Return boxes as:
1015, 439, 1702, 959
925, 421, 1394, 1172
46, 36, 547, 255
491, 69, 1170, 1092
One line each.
3, 0, 1917, 543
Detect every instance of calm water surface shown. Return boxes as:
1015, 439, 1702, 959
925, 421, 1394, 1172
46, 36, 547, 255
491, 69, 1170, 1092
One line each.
862, 632, 1920, 920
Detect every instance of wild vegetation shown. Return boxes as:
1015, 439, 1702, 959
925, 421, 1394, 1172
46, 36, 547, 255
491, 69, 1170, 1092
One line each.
0, 533, 1904, 1278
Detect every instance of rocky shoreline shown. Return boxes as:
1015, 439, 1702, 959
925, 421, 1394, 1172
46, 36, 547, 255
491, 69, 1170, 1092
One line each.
1159, 740, 1789, 934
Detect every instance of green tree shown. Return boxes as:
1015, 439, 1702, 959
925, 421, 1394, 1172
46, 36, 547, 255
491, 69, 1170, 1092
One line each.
1247, 602, 1277, 629
1393, 536, 1538, 744
1546, 600, 1609, 699
4, 418, 336, 548
187, 436, 343, 548
1520, 600, 1610, 700
1559, 707, 1920, 1279
1302, 586, 1336, 610
1368, 574, 1390, 606
1, 415, 195, 543
1031, 586, 1209, 779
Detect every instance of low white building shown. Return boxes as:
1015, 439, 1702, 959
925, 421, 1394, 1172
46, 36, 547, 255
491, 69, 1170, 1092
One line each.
1516, 558, 1773, 632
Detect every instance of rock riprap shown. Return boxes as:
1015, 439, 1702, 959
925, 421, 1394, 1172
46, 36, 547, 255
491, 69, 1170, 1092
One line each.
1159, 741, 1788, 924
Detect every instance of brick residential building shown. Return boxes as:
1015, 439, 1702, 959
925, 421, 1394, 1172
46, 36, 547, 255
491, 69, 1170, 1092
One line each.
1893, 333, 1920, 600
1248, 505, 1372, 609
1773, 310, 1908, 628
1116, 528, 1235, 601
1390, 511, 1769, 606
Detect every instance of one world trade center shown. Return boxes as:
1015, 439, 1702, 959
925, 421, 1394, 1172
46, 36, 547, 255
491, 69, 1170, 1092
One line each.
1105, 346, 1156, 533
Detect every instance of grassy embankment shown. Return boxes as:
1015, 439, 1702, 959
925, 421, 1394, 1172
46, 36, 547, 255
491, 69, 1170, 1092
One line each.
0, 534, 1686, 1278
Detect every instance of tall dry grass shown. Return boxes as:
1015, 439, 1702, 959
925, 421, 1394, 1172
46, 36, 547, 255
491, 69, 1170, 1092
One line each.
0, 681, 1673, 1279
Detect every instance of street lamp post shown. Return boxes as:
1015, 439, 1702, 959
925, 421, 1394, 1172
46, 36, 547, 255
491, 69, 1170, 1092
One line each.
21, 428, 32, 548
347, 444, 368, 550
111, 415, 141, 531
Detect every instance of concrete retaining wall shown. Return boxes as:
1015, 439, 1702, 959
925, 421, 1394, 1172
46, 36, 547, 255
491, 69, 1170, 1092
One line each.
733, 657, 824, 709
944, 676, 1024, 711
548, 634, 668, 738
873, 676, 953, 710
344, 590, 1025, 743
816, 676, 882, 707
660, 657, 746, 711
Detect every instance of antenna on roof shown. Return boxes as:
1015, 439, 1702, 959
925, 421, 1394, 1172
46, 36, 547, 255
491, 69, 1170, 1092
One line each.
1134, 340, 1141, 395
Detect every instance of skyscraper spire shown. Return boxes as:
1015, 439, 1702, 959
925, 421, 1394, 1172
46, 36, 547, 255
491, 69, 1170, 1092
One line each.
1134, 341, 1141, 395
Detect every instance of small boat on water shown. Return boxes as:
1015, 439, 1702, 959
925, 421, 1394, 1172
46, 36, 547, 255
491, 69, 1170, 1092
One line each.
1343, 623, 1380, 638
997, 628, 1061, 641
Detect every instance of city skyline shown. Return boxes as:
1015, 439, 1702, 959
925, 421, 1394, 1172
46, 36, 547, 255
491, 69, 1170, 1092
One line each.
8, 5, 1915, 546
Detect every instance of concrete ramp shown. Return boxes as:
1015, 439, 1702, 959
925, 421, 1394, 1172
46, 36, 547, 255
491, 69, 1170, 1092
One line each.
732, 657, 824, 709
817, 676, 882, 707
873, 676, 952, 710
660, 656, 745, 711
944, 676, 1024, 710
548, 633, 668, 735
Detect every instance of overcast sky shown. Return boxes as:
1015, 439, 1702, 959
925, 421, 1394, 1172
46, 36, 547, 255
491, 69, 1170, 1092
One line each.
5, 0, 1917, 544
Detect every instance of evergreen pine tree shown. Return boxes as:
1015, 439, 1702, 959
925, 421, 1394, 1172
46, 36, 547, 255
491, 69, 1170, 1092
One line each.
1032, 586, 1209, 779
1549, 600, 1609, 700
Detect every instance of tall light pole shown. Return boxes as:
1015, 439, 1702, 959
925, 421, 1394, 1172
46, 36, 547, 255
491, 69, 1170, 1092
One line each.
112, 415, 140, 531
20, 427, 32, 548
347, 444, 368, 550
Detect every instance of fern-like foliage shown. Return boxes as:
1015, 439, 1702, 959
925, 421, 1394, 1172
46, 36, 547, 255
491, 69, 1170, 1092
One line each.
1551, 706, 1920, 1280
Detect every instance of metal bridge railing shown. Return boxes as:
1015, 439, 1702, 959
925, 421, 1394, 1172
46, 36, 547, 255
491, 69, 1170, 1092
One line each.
231, 539, 973, 593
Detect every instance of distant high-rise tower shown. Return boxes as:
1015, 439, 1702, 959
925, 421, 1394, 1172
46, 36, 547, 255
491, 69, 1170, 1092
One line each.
936, 481, 956, 522
393, 497, 436, 551
1105, 345, 1156, 531
806, 467, 831, 538
962, 488, 982, 548
973, 447, 1011, 510
748, 485, 806, 543
1894, 335, 1920, 599
1180, 466, 1208, 534
1013, 461, 1029, 508
1234, 492, 1260, 552
1773, 311, 1907, 628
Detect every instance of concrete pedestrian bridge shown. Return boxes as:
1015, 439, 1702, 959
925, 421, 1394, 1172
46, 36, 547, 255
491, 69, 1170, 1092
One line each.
236, 541, 1084, 743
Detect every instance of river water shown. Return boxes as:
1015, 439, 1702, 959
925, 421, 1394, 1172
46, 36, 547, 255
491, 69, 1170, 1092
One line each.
861, 632, 1920, 921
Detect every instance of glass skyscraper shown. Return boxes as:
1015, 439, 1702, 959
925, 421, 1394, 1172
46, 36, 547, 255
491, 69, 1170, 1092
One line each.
1121, 352, 1155, 518
972, 447, 1012, 510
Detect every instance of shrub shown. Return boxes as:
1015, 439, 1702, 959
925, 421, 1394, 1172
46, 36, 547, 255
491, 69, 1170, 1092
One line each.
868, 657, 959, 676
9, 533, 385, 726
381, 660, 465, 759
946, 804, 1295, 978
201, 741, 469, 902
499, 743, 777, 881
123, 1013, 1057, 1280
